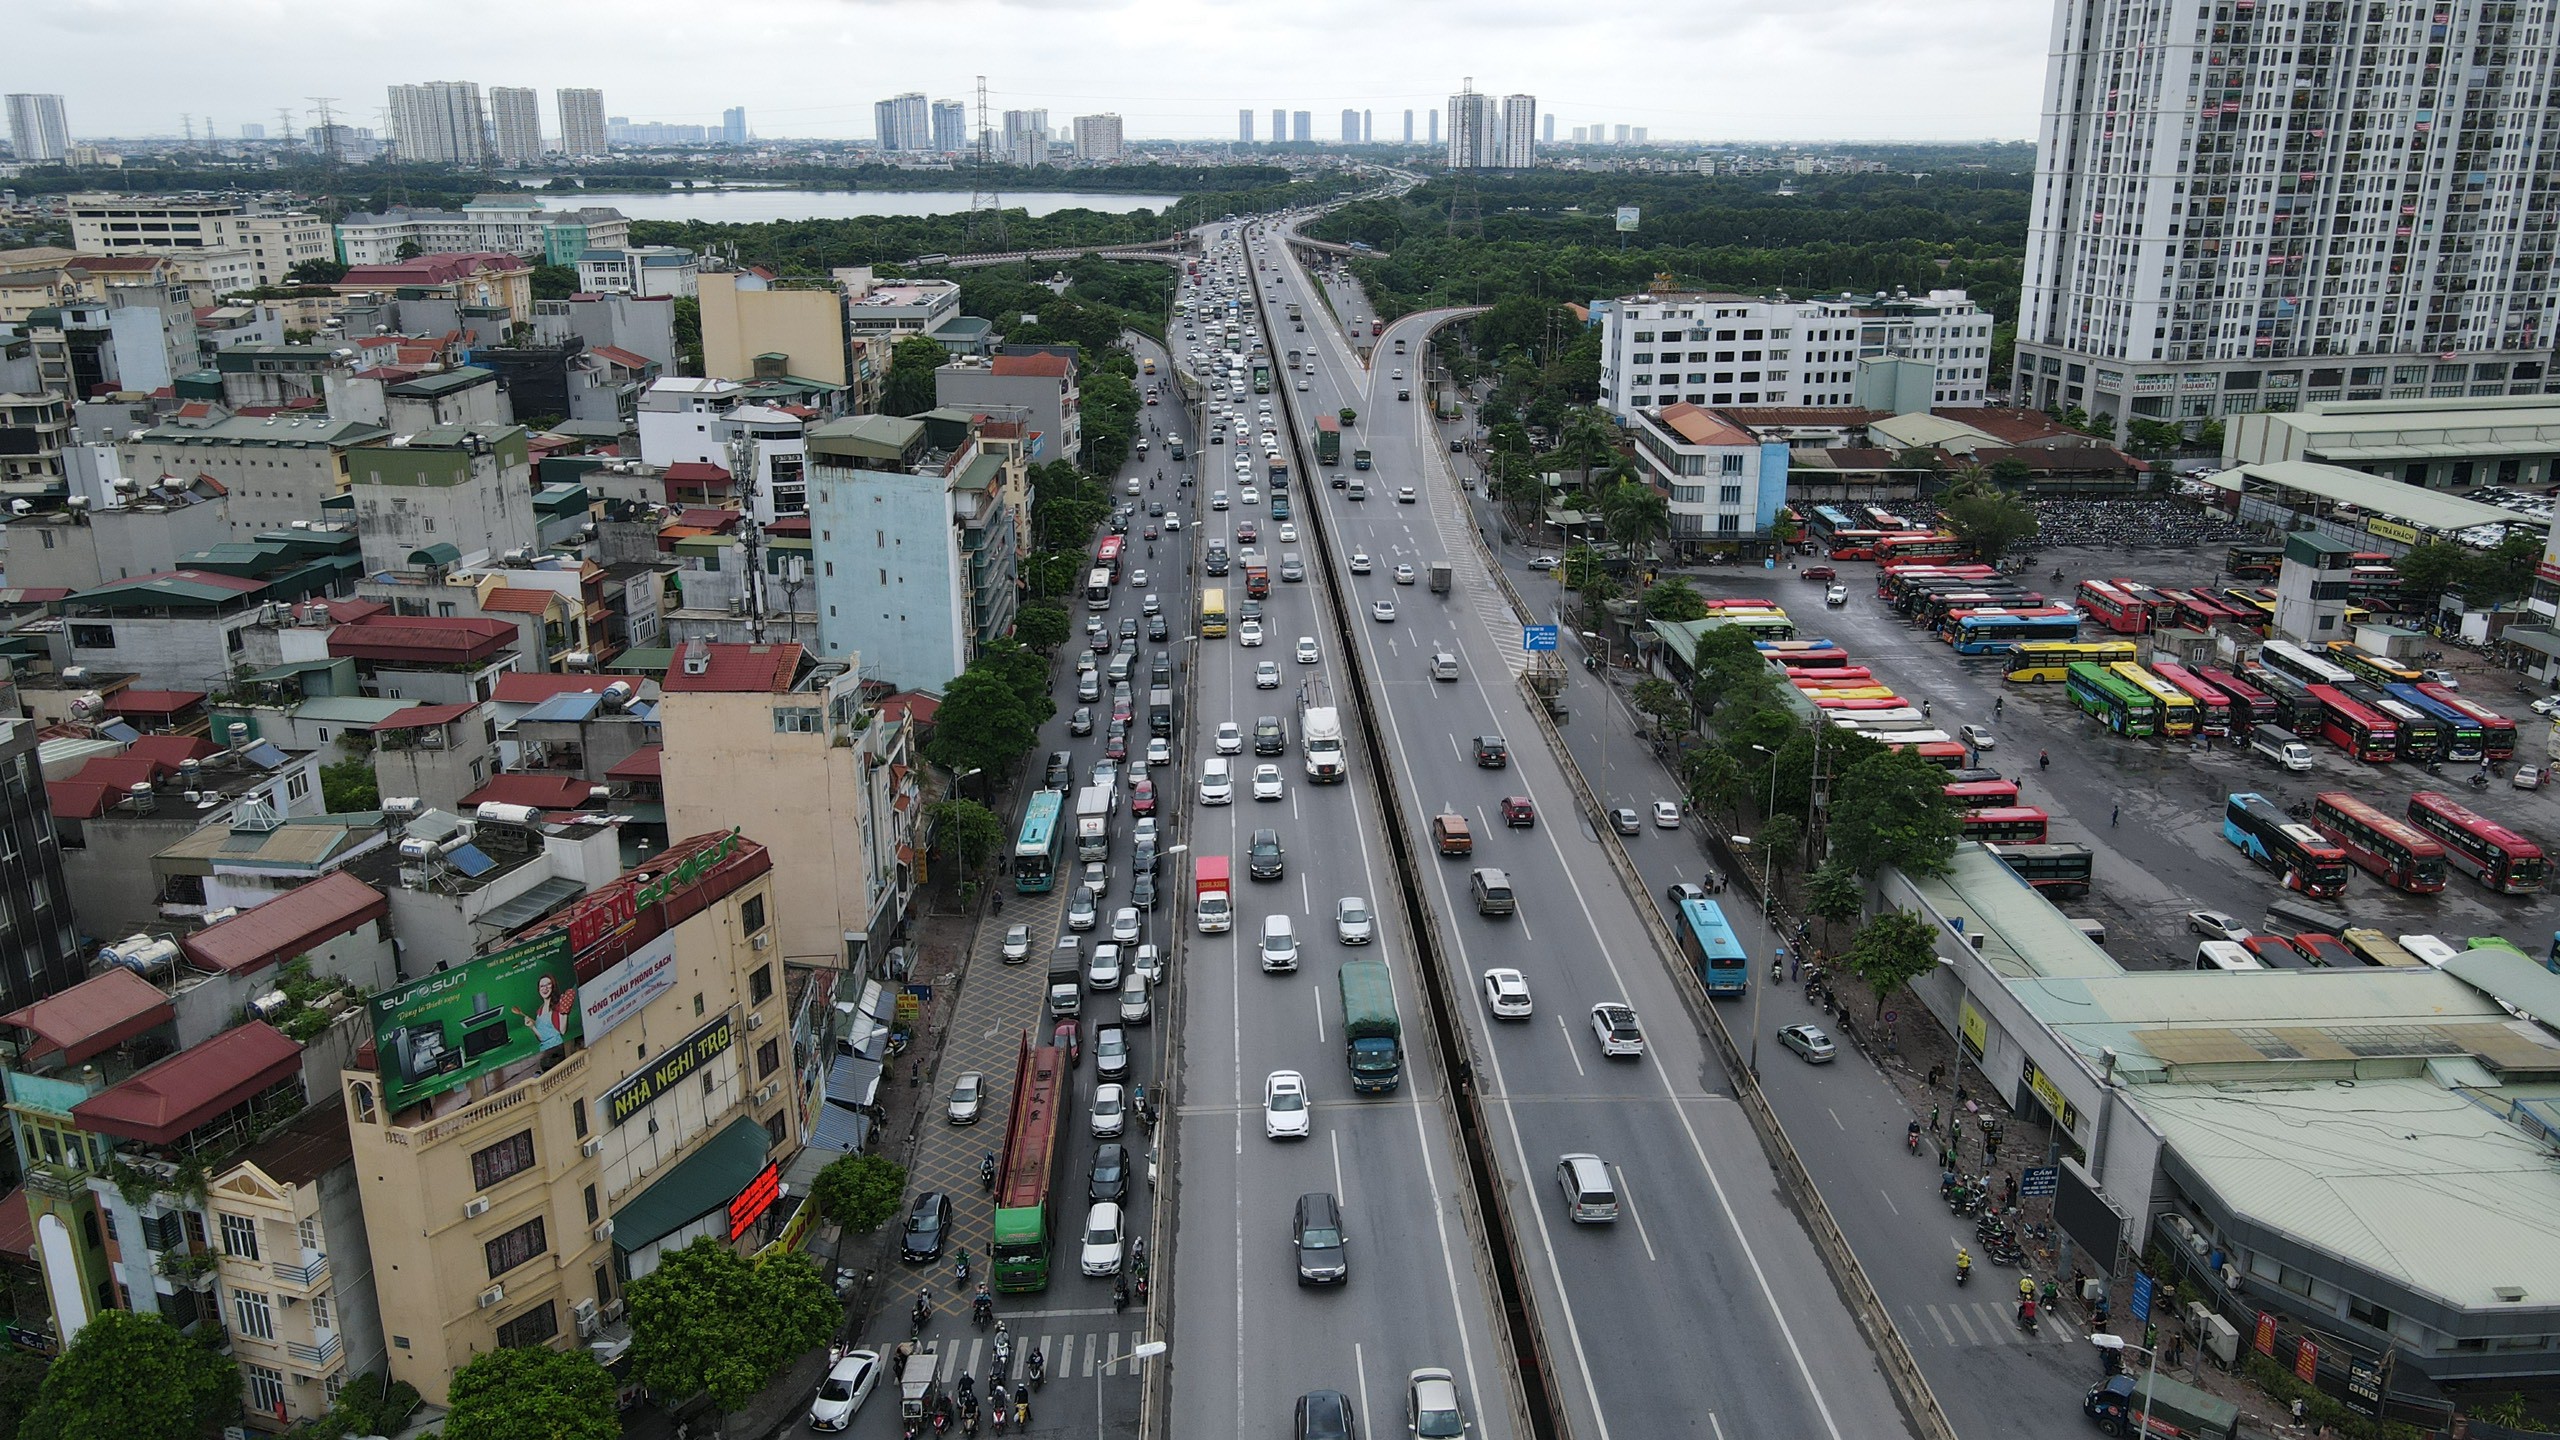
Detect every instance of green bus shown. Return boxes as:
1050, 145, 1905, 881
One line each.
1012, 788, 1067, 893
991, 1034, 1066, 1292
2066, 661, 2159, 737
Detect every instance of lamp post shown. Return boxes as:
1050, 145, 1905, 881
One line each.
1739, 744, 1784, 1076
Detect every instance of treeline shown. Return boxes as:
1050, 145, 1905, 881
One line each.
569, 160, 1310, 195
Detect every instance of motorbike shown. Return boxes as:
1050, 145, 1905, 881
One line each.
1113, 1277, 1130, 1313
1134, 1270, 1150, 1304
963, 1400, 979, 1436
991, 1322, 1013, 1375
2469, 772, 2493, 790
1906, 1121, 1922, 1154
1027, 1346, 1045, 1390
911, 1292, 931, 1336
973, 1288, 994, 1329
1956, 1253, 1972, 1286
989, 1388, 1009, 1434
1770, 958, 1785, 983
2017, 1298, 2040, 1334
981, 1153, 997, 1193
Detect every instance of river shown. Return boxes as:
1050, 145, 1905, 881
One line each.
569, 189, 1182, 224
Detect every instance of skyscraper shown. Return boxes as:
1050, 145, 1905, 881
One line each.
5, 94, 69, 163
1239, 109, 1254, 143
1341, 109, 1361, 145
1446, 82, 1498, 170
875, 92, 930, 151
724, 106, 748, 146
1497, 95, 1538, 169
1003, 109, 1049, 167
558, 88, 607, 157
487, 86, 544, 167
1403, 110, 1414, 144
1271, 108, 1286, 145
930, 100, 967, 153
1072, 114, 1124, 163
388, 82, 488, 165
1543, 113, 1555, 144
1362, 110, 1372, 143
1291, 111, 1310, 143
2016, 0, 2560, 432
1429, 110, 1439, 147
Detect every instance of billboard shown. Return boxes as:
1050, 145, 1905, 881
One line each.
1615, 206, 1640, 233
603, 1014, 737, 1128
578, 932, 678, 1043
370, 935, 581, 1112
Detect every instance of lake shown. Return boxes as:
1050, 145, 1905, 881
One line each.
571, 189, 1183, 224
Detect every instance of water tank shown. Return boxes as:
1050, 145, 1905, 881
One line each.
587, 784, 613, 804
599, 681, 634, 712
247, 991, 291, 1022
381, 796, 423, 818
102, 936, 179, 975
201, 907, 239, 925
59, 665, 90, 684
475, 801, 543, 827
397, 835, 439, 860
9, 500, 30, 517
227, 722, 251, 749
560, 651, 594, 671
68, 693, 101, 719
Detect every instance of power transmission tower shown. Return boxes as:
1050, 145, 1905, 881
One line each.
966, 75, 1008, 251
309, 98, 341, 169
180, 114, 194, 147
276, 107, 300, 156
1445, 169, 1481, 239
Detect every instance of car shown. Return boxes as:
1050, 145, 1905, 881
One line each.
1260, 912, 1301, 971
1254, 763, 1286, 801
1255, 716, 1288, 754
1078, 669, 1103, 702
1090, 1081, 1128, 1138
1397, 487, 1417, 504
1089, 942, 1124, 991
1148, 614, 1170, 641
1001, 924, 1032, 963
1280, 557, 1305, 583
2535, 696, 2560, 719
1256, 660, 1282, 688
1296, 636, 1320, 664
1053, 1016, 1082, 1065
1298, 378, 1310, 390
2518, 764, 2547, 791
1481, 968, 1533, 1019
947, 1071, 984, 1125
1239, 618, 1266, 647
807, 1348, 881, 1432
1802, 564, 1838, 581
1264, 1069, 1312, 1139
1527, 554, 1560, 571
2186, 909, 2252, 941
1349, 551, 1373, 574
1335, 895, 1374, 944
1067, 885, 1099, 931
1132, 942, 1165, 986
1653, 799, 1682, 829
1103, 727, 1129, 762
1279, 522, 1299, 542
900, 1191, 953, 1260
1393, 564, 1417, 585
1241, 486, 1262, 506
1089, 1142, 1129, 1202
1609, 806, 1642, 835
1118, 617, 1139, 642
1145, 736, 1173, 768
1238, 521, 1260, 543
1590, 1003, 1646, 1058
1371, 599, 1397, 622
1069, 705, 1094, 736
1082, 860, 1109, 899
1112, 906, 1142, 945
2420, 668, 2458, 689
1407, 1368, 1466, 1439
1294, 1390, 1359, 1440
1779, 1022, 1838, 1063
1212, 490, 1230, 509
1250, 828, 1287, 880
1131, 776, 1160, 816
1292, 1190, 1349, 1285
1666, 881, 1708, 908
1501, 795, 1536, 827
1080, 1201, 1126, 1276
1165, 515, 1182, 530
1215, 720, 1244, 755
1142, 592, 1162, 617
1091, 757, 1119, 790
1958, 723, 1997, 750
1132, 870, 1158, 910
1825, 584, 1849, 607
1474, 735, 1508, 768
1045, 750, 1075, 789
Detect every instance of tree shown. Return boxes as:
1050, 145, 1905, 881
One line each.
21, 1310, 238, 1440
923, 667, 1039, 781
2460, 531, 2543, 609
529, 263, 581, 301
928, 798, 1004, 879
671, 295, 703, 375
812, 1153, 908, 1232
1681, 746, 1745, 822
320, 755, 378, 812
284, 257, 347, 286
2394, 539, 2469, 607
1754, 813, 1806, 886
628, 1238, 839, 1412
1560, 545, 1607, 592
1842, 908, 1943, 1021
1892, 446, 1947, 487
445, 1345, 619, 1440
394, 239, 424, 261
1630, 678, 1689, 735
883, 333, 950, 415
1640, 577, 1708, 622
1600, 479, 1670, 558
1939, 483, 2039, 564
0, 1350, 49, 1440
1987, 457, 2034, 489
1013, 598, 1070, 653
1826, 747, 1966, 878
1805, 860, 1866, 949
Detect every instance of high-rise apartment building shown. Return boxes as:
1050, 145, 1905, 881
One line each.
388, 82, 489, 166
1271, 109, 1286, 145
723, 106, 748, 146
1403, 110, 1414, 144
1341, 109, 1361, 145
557, 88, 607, 157
1239, 109, 1254, 143
1072, 114, 1124, 163
1002, 109, 1048, 167
930, 100, 967, 153
6, 94, 69, 163
1497, 95, 1538, 168
874, 92, 930, 152
1543, 113, 1555, 144
1291, 111, 1310, 143
1429, 110, 1439, 147
487, 86, 544, 167
1446, 83, 1498, 170
1363, 110, 1373, 143
2017, 0, 2560, 434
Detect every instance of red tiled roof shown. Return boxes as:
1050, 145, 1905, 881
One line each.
103, 689, 206, 717
68, 255, 169, 274
0, 1187, 32, 1264
73, 1021, 302, 1145
70, 754, 171, 792
605, 743, 662, 780
1, 969, 177, 1069
338, 253, 529, 287
1939, 407, 2075, 446
179, 872, 389, 978
674, 507, 742, 530
661, 642, 803, 694
991, 353, 1071, 379
464, 773, 596, 810
45, 781, 117, 820
327, 614, 516, 664
1719, 406, 1892, 427
1654, 403, 1757, 448
878, 690, 940, 725
174, 401, 216, 420
590, 344, 654, 370
478, 586, 558, 616
492, 672, 613, 705
123, 734, 220, 768
662, 462, 729, 482
318, 597, 388, 625
373, 701, 478, 732
766, 514, 811, 538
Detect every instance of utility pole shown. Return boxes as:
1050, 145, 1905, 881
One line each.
180, 114, 194, 147
309, 98, 341, 169
965, 75, 1007, 251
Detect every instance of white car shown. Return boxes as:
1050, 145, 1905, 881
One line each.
1653, 799, 1682, 829
1263, 1069, 1312, 1140
1145, 736, 1173, 768
1001, 924, 1032, 962
1482, 969, 1533, 1019
1279, 522, 1299, 542
1255, 660, 1282, 689
1165, 515, 1181, 530
1958, 723, 1997, 750
1527, 555, 1560, 571
1590, 1003, 1646, 1058
1298, 379, 1310, 390
1335, 895, 1374, 945
1130, 569, 1148, 588
1825, 583, 1849, 606
1253, 763, 1285, 801
1239, 619, 1265, 647
1215, 721, 1244, 755
807, 1348, 881, 1432
2187, 909, 2252, 942
1241, 486, 1261, 505
1080, 1201, 1126, 1275
1397, 487, 1417, 504
1112, 906, 1142, 944
1296, 636, 1320, 664
1142, 592, 1162, 617
1091, 1082, 1127, 1138
1212, 490, 1231, 510
2534, 696, 2560, 719
1350, 551, 1374, 574
1371, 599, 1397, 623
1067, 886, 1098, 931
1393, 564, 1417, 585
1260, 913, 1301, 972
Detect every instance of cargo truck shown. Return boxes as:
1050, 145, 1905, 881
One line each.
1337, 960, 1402, 1093
2080, 1374, 2239, 1439
1299, 679, 1346, 783
1353, 447, 1372, 470
1244, 560, 1270, 599
1315, 415, 1342, 466
1075, 785, 1111, 861
1148, 686, 1175, 736
1194, 854, 1232, 933
1270, 457, 1290, 489
1427, 561, 1452, 594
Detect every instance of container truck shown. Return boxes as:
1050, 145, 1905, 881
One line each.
1244, 560, 1270, 599
1337, 960, 1402, 1093
1075, 785, 1111, 861
1299, 679, 1346, 783
1314, 415, 1342, 466
1194, 855, 1232, 933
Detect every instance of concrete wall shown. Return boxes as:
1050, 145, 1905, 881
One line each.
372, 723, 496, 815
65, 609, 266, 694
348, 435, 536, 575
118, 437, 359, 536
0, 501, 234, 593
809, 463, 965, 688
699, 273, 847, 387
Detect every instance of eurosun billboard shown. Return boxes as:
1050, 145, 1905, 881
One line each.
369, 934, 581, 1111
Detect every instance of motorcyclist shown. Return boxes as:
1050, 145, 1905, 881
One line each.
980, 1152, 997, 1190
912, 1290, 931, 1331
1956, 1247, 1972, 1284
1026, 1344, 1045, 1387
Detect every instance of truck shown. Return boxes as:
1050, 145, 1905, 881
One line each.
1148, 686, 1176, 737
1244, 560, 1270, 599
1075, 785, 1111, 861
1299, 679, 1346, 783
1194, 855, 1232, 933
1314, 414, 1342, 466
1427, 561, 1452, 595
1337, 960, 1403, 1093
1353, 447, 1372, 470
1046, 946, 1082, 1016
1286, 349, 1301, 370
2080, 1374, 2239, 1439
1252, 362, 1271, 394
1269, 457, 1290, 489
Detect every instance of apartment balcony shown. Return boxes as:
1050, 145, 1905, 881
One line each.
285, 1327, 342, 1368
272, 1250, 329, 1287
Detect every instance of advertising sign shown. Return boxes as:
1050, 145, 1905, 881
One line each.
369, 935, 581, 1112
1615, 206, 1640, 232
578, 932, 679, 1043
2365, 517, 2420, 546
728, 1161, 782, 1240
603, 1014, 737, 1128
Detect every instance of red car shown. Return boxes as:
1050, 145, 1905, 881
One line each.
1052, 1018, 1081, 1067
1131, 777, 1157, 817
1237, 521, 1259, 543
1104, 729, 1129, 761
1144, 525, 1159, 540
1802, 565, 1838, 582
1500, 796, 1536, 827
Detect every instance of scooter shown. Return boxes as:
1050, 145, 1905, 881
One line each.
1955, 1252, 1972, 1286
2017, 1298, 2040, 1334
1906, 1121, 1922, 1154
972, 1288, 994, 1329
1026, 1346, 1045, 1390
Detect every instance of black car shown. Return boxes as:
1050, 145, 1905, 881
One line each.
1474, 735, 1509, 768
1133, 835, 1159, 874
1118, 618, 1139, 642
1250, 828, 1286, 880
1148, 615, 1170, 642
1147, 501, 1166, 517
1254, 716, 1288, 756
900, 1191, 953, 1261
1089, 1142, 1128, 1202
1133, 871, 1159, 910
1045, 750, 1075, 789
1292, 1191, 1348, 1285
1295, 1390, 1359, 1440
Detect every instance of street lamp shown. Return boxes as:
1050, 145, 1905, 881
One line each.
1739, 743, 1784, 1077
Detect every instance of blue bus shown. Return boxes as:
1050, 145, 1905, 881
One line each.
1677, 897, 1750, 998
2384, 683, 2482, 762
1944, 611, 2082, 654
1013, 789, 1068, 893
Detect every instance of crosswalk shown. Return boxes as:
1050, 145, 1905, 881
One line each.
1902, 1299, 2083, 1350
920, 1325, 1151, 1384
1416, 445, 1534, 679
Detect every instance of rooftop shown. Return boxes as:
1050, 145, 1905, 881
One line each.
326, 614, 516, 666
0, 969, 176, 1070
2199, 461, 2544, 535
462, 774, 598, 811
178, 870, 389, 977
1650, 403, 1757, 449
661, 640, 807, 695
72, 1020, 302, 1146
988, 353, 1071, 379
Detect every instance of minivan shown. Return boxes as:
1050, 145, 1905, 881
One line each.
1119, 974, 1152, 1025
1469, 867, 1516, 916
1555, 1154, 1619, 1223
1260, 913, 1301, 973
1200, 757, 1234, 805
2249, 723, 2315, 772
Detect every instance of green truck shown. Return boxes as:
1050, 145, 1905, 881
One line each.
1338, 960, 1402, 1093
2081, 1374, 2239, 1439
1315, 415, 1341, 466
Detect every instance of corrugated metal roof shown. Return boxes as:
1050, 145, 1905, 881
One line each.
291, 696, 415, 726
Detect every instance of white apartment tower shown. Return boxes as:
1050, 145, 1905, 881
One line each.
1073, 114, 1124, 163
1240, 109, 1255, 143
1497, 95, 1538, 169
1593, 288, 1995, 418
1446, 83, 1498, 170
875, 92, 930, 152
1341, 109, 1361, 144
1003, 109, 1048, 166
487, 86, 543, 167
388, 82, 489, 166
6, 94, 70, 163
931, 100, 968, 153
557, 88, 607, 157
1271, 109, 1286, 145
2016, 0, 2560, 436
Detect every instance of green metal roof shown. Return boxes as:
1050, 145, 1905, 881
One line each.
608, 648, 674, 674
407, 543, 462, 568
950, 450, 1004, 493
808, 414, 925, 462
607, 1115, 773, 1251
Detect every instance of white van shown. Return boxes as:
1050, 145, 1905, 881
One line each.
1259, 913, 1300, 973
2195, 940, 2265, 971
2248, 723, 2315, 772
1199, 757, 1234, 805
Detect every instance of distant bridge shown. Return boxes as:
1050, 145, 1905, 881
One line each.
907, 237, 1195, 270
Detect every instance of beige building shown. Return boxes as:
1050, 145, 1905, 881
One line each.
698, 271, 850, 389
207, 1105, 388, 1430
341, 828, 798, 1405
65, 194, 334, 293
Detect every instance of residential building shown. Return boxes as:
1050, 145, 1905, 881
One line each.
1239, 110, 1254, 144
934, 352, 1079, 469
1593, 287, 1994, 419
26, 277, 202, 396
332, 199, 629, 267
1270, 109, 1285, 146
843, 276, 961, 338
334, 253, 535, 323
637, 383, 813, 523
59, 566, 328, 694
1428, 109, 1438, 147
1072, 114, 1124, 164
0, 718, 81, 1012
532, 292, 680, 375
1292, 112, 1310, 144
574, 246, 698, 299
207, 1100, 388, 1429
557, 89, 607, 158
349, 426, 537, 577
1543, 113, 1555, 144
342, 828, 801, 1405
722, 106, 748, 147
875, 92, 930, 152
1363, 110, 1372, 143
1002, 110, 1048, 168
0, 393, 69, 494
930, 101, 967, 154
1, 479, 231, 591
696, 272, 851, 388
2015, 0, 2560, 438
1627, 403, 1790, 554
487, 88, 544, 169
1403, 110, 1413, 145
806, 415, 1018, 689
1446, 84, 1497, 170
658, 641, 917, 968
7, 94, 70, 163
47, 728, 331, 936
1497, 95, 1537, 169
66, 194, 334, 290
1340, 109, 1360, 145
387, 82, 490, 167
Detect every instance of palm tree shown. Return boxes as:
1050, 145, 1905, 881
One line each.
1556, 407, 1618, 497
1602, 480, 1671, 561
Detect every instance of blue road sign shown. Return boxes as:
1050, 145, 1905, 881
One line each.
2019, 1165, 2059, 1198
1523, 625, 1559, 652
2130, 1273, 2155, 1323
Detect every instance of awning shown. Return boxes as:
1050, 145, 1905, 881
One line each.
607, 1115, 775, 1251
475, 874, 587, 932
825, 1053, 882, 1108
807, 1102, 874, 1156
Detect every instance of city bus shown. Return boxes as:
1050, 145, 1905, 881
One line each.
2005, 639, 2139, 683
2110, 662, 2200, 737
2340, 927, 2428, 968
2166, 589, 2250, 630
1677, 896, 1750, 998
2343, 685, 2440, 762
1789, 667, 1877, 685
2309, 792, 2449, 893
2196, 666, 2277, 734
1945, 610, 2081, 653
2067, 661, 2160, 736
2406, 792, 2550, 894
1912, 589, 2036, 627
1757, 640, 1850, 667
2344, 564, 2404, 611
2416, 682, 2515, 760
2240, 664, 2322, 737
1200, 586, 1230, 638
2259, 638, 2358, 689
2077, 580, 2153, 634
1084, 567, 1114, 605
2326, 641, 2422, 688
2305, 684, 2399, 762
1873, 533, 1973, 564
1944, 779, 2023, 810
1707, 611, 1798, 642
1961, 806, 2051, 844
992, 1034, 1067, 1291
2386, 684, 2480, 761
1826, 529, 1893, 560
1985, 841, 2094, 898
2222, 589, 2279, 625
1012, 788, 1069, 894
1096, 534, 1125, 581
2148, 659, 2234, 737
1898, 740, 1971, 769
2222, 792, 2352, 898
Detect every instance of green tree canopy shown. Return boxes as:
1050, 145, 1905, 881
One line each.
2393, 539, 2469, 606
2460, 531, 2544, 609
21, 1311, 238, 1440
321, 755, 378, 812
1681, 745, 1745, 822
1826, 747, 1965, 878
1630, 678, 1689, 733
923, 667, 1039, 781
1938, 484, 2040, 564
445, 1344, 620, 1440
928, 798, 1005, 878
812, 1153, 908, 1232
1600, 479, 1670, 556
530, 263, 581, 301
284, 257, 348, 286
627, 1239, 840, 1412
1013, 599, 1070, 653
1842, 909, 1944, 1020
1754, 813, 1806, 885
1641, 578, 1708, 622
1805, 859, 1866, 947
883, 333, 951, 415
1560, 545, 1607, 592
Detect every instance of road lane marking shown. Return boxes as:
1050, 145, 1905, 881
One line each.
1331, 1129, 1347, 1203
1313, 984, 1326, 1044
1613, 1165, 1659, 1262
1557, 1014, 1587, 1076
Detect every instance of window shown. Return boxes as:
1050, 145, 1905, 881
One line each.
310, 1289, 332, 1329
141, 1211, 184, 1252
298, 1218, 321, 1253
69, 624, 113, 649
470, 1131, 537, 1191
221, 1214, 261, 1261
758, 1037, 782, 1078
584, 1184, 599, 1225
742, 896, 768, 939
284, 771, 311, 803
772, 706, 820, 734
234, 1289, 276, 1340
572, 1098, 588, 1139
484, 1216, 547, 1278
495, 1300, 559, 1349
1719, 485, 1744, 505
1721, 454, 1745, 475
1717, 515, 1741, 534
244, 1364, 286, 1414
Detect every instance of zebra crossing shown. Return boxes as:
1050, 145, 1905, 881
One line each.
924, 1324, 1152, 1384
1903, 1300, 2082, 1350
1418, 451, 1534, 678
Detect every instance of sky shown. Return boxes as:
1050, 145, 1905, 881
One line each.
22, 0, 2053, 145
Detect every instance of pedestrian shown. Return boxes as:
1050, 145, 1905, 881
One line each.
1986, 1132, 2001, 1164
1929, 1103, 1942, 1133
2039, 749, 2051, 771
2111, 803, 2120, 826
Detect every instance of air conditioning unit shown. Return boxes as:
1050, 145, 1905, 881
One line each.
478, 1285, 505, 1309
751, 933, 771, 952
754, 1083, 779, 1107
601, 1298, 625, 1323
592, 1219, 615, 1244
575, 1305, 601, 1340
746, 1009, 765, 1029
463, 1197, 491, 1219
581, 1137, 603, 1159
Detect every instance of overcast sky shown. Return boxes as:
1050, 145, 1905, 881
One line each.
26, 0, 2051, 145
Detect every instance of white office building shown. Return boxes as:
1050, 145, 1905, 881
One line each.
558, 89, 607, 157
7, 94, 70, 163
1072, 114, 1124, 164
1446, 84, 1497, 170
388, 81, 490, 166
2015, 0, 2560, 438
875, 92, 931, 152
1497, 95, 1537, 169
487, 87, 543, 167
1595, 288, 1995, 419
66, 194, 335, 292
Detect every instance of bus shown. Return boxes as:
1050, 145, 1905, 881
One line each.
2149, 659, 2234, 737
1961, 806, 2051, 844
2166, 589, 2250, 631
2343, 685, 2441, 762
1945, 611, 2081, 652
1944, 779, 2023, 810
2259, 639, 2358, 689
2326, 641, 2421, 688
2195, 941, 2267, 972
1985, 841, 2093, 898
2005, 639, 2139, 683
2196, 666, 2276, 733
1677, 896, 1750, 998
1912, 589, 2036, 627
1809, 505, 1858, 541
1879, 565, 2000, 606
2222, 792, 2352, 898
1084, 567, 1113, 605
2241, 665, 2322, 737
991, 1034, 1067, 1291
2222, 589, 2279, 625
1873, 533, 1972, 564
2345, 564, 2404, 611
2111, 579, 2184, 631
2067, 661, 2160, 736
2305, 684, 2398, 762
2226, 543, 2283, 578
2309, 792, 2449, 893
1013, 788, 1069, 893
1757, 640, 1849, 667
1707, 611, 1797, 641
2340, 927, 2427, 968
2386, 684, 2480, 761
2406, 792, 2549, 894
1865, 507, 1912, 530
2417, 682, 2515, 760
1900, 740, 1971, 769
1096, 534, 1125, 580
1200, 586, 1230, 638
1827, 529, 1891, 560
2110, 662, 2200, 737
2077, 580, 2152, 634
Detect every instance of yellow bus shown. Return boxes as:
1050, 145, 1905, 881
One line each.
2003, 639, 2139, 684
2108, 662, 2199, 737
1201, 586, 1229, 638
